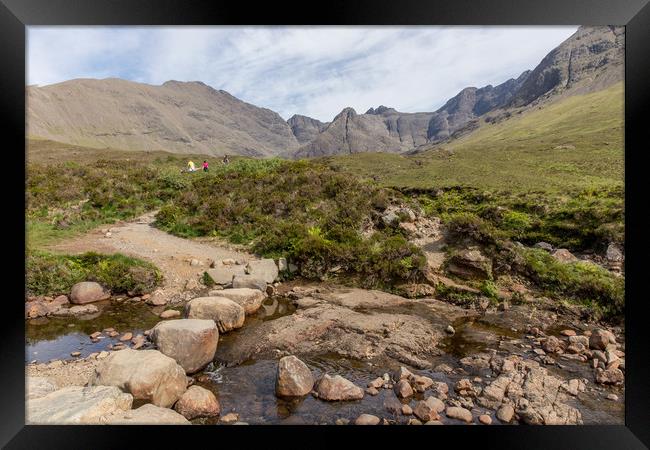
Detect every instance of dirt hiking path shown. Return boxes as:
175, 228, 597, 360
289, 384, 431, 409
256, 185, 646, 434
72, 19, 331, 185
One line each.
48, 211, 257, 302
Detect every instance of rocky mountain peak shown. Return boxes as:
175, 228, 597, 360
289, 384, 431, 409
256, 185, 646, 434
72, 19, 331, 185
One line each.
333, 107, 357, 121
366, 105, 398, 115
508, 26, 624, 107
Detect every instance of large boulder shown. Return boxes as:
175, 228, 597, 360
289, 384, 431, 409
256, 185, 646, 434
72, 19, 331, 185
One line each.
69, 281, 110, 304
314, 374, 364, 401
275, 355, 314, 397
215, 288, 266, 315
90, 349, 187, 407
413, 396, 444, 422
25, 301, 48, 319
605, 243, 624, 262
552, 249, 578, 263
589, 329, 615, 350
173, 385, 220, 419
107, 403, 190, 425
26, 386, 132, 424
246, 259, 279, 283
446, 406, 473, 423
151, 319, 219, 374
26, 376, 58, 399
447, 249, 492, 279
204, 265, 246, 285
354, 414, 380, 425
595, 367, 624, 385
185, 297, 245, 333
231, 274, 267, 291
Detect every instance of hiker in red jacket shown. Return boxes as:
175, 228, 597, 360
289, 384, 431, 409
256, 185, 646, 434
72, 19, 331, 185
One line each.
202, 160, 209, 172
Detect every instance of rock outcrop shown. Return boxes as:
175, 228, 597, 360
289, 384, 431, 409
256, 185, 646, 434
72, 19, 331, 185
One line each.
288, 114, 329, 144
214, 288, 469, 367
509, 26, 624, 107
26, 376, 58, 399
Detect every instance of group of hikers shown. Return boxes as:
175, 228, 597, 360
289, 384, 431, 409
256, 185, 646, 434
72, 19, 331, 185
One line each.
184, 154, 229, 173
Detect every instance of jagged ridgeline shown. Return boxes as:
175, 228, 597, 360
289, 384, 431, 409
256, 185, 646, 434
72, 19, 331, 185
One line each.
27, 26, 623, 159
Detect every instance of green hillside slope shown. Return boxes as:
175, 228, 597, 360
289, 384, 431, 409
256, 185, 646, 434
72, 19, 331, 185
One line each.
325, 82, 624, 193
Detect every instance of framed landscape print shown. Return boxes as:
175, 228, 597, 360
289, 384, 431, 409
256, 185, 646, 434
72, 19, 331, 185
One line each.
2, 0, 649, 447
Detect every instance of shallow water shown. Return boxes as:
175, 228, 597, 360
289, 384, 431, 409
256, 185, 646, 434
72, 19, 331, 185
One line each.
25, 294, 624, 425
26, 301, 164, 362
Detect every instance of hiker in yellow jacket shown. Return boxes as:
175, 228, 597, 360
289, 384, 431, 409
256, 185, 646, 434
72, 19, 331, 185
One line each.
187, 160, 197, 172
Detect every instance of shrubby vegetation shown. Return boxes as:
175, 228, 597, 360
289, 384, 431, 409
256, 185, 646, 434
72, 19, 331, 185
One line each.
26, 146, 624, 316
417, 186, 623, 251
516, 248, 624, 318
27, 251, 163, 296
155, 159, 425, 286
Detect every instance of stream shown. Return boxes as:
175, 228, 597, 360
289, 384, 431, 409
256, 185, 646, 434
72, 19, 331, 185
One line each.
25, 294, 624, 425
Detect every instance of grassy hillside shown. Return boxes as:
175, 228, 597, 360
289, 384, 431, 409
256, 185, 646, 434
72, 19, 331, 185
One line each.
25, 84, 625, 316
324, 82, 624, 193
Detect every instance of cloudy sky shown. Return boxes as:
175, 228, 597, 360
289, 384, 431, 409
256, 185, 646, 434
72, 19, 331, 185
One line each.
28, 26, 578, 122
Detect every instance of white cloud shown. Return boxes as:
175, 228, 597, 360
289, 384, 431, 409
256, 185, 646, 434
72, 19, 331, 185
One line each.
28, 26, 579, 122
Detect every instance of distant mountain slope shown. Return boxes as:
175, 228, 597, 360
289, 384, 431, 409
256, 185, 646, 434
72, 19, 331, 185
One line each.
323, 82, 624, 193
27, 26, 623, 160
287, 115, 329, 144
509, 26, 624, 107
291, 25, 623, 159
425, 70, 531, 142
27, 78, 300, 157
292, 71, 529, 159
293, 107, 415, 158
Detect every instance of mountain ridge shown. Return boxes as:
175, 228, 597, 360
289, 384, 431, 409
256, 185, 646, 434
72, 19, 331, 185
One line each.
27, 26, 623, 159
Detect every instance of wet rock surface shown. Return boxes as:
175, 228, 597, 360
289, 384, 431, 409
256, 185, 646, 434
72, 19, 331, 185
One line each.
214, 287, 471, 366
25, 282, 624, 426
275, 355, 315, 397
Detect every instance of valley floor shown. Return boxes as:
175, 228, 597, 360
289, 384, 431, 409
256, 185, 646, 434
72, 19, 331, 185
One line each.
25, 212, 625, 425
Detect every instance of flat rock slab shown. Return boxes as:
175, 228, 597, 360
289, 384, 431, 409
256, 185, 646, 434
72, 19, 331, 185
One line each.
215, 288, 470, 367
107, 403, 190, 425
90, 349, 187, 408
27, 385, 132, 424
26, 376, 58, 400
185, 297, 245, 333
151, 319, 219, 374
214, 288, 266, 315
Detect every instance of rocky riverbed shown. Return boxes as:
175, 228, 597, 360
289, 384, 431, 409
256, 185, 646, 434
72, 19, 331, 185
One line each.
25, 212, 625, 425
26, 283, 624, 425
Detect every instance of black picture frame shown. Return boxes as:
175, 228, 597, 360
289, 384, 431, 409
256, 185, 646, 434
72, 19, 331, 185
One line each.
2, 0, 649, 447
